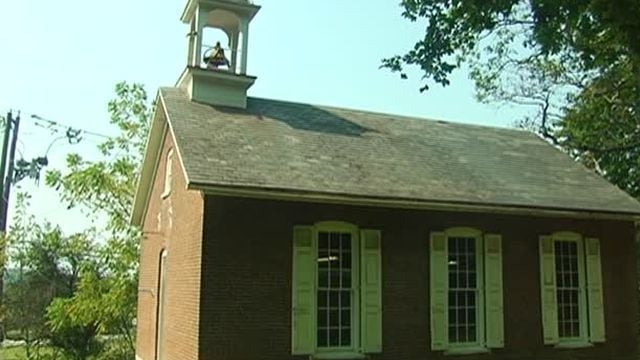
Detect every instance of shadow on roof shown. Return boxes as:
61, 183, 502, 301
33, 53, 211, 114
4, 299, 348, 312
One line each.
244, 98, 376, 137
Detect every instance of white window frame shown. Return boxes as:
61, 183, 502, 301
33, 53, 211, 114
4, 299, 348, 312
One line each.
444, 227, 485, 351
313, 221, 361, 357
551, 231, 589, 345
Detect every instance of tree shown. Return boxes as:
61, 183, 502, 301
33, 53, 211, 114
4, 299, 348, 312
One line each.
4, 192, 93, 359
44, 82, 151, 359
2, 82, 151, 359
383, 0, 640, 197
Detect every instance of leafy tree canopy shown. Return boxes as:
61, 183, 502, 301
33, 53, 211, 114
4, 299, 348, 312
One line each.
3, 82, 151, 360
383, 0, 640, 198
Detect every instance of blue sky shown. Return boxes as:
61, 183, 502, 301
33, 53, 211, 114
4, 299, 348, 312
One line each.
0, 0, 524, 230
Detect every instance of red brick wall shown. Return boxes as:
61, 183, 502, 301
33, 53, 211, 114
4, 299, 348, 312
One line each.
135, 127, 204, 360
199, 196, 638, 360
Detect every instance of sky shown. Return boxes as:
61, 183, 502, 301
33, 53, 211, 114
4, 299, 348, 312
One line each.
0, 0, 525, 231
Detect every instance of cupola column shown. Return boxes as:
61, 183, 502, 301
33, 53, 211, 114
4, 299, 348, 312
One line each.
240, 18, 250, 74
193, 6, 208, 68
187, 20, 196, 66
230, 31, 240, 73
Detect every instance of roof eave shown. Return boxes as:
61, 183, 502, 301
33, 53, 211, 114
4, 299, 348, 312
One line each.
130, 93, 169, 226
187, 181, 640, 222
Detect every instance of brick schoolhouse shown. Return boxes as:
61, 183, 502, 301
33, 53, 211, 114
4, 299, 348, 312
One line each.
132, 1, 640, 360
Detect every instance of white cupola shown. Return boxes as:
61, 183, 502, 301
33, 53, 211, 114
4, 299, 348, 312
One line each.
177, 0, 260, 108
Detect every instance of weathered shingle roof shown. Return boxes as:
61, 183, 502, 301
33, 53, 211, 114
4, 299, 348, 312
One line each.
159, 87, 640, 216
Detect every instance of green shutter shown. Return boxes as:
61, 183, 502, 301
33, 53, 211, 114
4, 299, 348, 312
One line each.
360, 229, 383, 353
585, 237, 605, 342
484, 234, 504, 348
292, 226, 316, 354
430, 232, 448, 350
539, 235, 559, 344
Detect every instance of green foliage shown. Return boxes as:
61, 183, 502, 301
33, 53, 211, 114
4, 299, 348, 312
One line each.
45, 82, 150, 232
384, 0, 640, 90
47, 298, 102, 360
385, 0, 640, 199
557, 59, 640, 197
3, 82, 151, 360
4, 193, 94, 359
40, 82, 150, 359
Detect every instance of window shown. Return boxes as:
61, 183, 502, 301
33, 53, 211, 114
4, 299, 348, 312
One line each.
555, 239, 584, 340
162, 148, 173, 198
292, 222, 382, 357
539, 232, 605, 346
430, 228, 504, 352
447, 235, 482, 345
317, 230, 354, 349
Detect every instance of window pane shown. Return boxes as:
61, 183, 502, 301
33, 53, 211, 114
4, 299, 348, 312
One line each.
450, 238, 458, 253
341, 329, 351, 346
319, 232, 329, 249
330, 272, 340, 289
318, 291, 327, 308
448, 292, 457, 309
341, 253, 351, 269
340, 233, 351, 251
330, 233, 340, 249
319, 269, 328, 287
448, 326, 457, 343
467, 292, 475, 307
340, 291, 350, 307
458, 326, 467, 342
457, 291, 467, 307
342, 270, 351, 288
468, 326, 476, 342
449, 272, 457, 288
468, 308, 476, 325
329, 329, 340, 346
468, 238, 475, 252
457, 273, 467, 288
448, 309, 457, 325
318, 329, 328, 347
457, 309, 467, 323
329, 310, 339, 326
571, 322, 580, 337
342, 310, 350, 326
318, 309, 328, 327
469, 272, 476, 288
329, 292, 339, 307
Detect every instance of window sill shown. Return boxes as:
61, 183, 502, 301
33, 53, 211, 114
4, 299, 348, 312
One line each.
443, 347, 490, 356
311, 352, 366, 360
554, 342, 594, 349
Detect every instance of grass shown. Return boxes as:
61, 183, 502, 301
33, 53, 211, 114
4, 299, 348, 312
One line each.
0, 345, 55, 360
0, 346, 26, 359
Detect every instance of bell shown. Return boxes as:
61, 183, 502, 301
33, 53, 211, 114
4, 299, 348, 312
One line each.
203, 41, 230, 70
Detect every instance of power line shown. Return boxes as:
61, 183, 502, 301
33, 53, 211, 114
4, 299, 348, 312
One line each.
0, 110, 119, 188
28, 113, 112, 139
0, 108, 114, 139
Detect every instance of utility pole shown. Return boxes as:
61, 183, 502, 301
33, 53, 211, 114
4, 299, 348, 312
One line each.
0, 111, 20, 341
1, 114, 19, 232
0, 112, 20, 231
0, 112, 12, 206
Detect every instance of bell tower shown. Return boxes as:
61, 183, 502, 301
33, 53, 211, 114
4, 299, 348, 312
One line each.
177, 0, 260, 108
